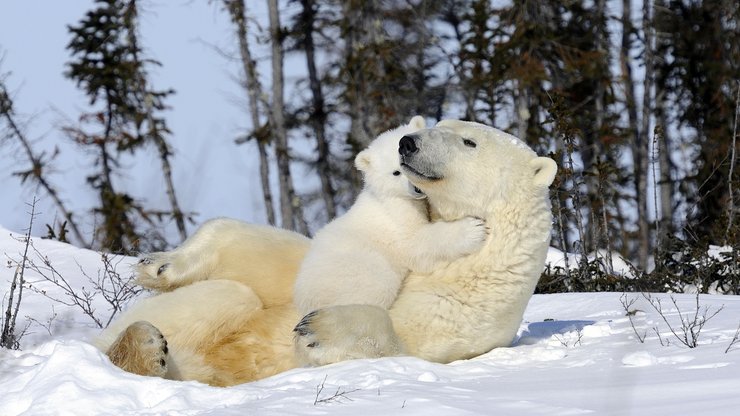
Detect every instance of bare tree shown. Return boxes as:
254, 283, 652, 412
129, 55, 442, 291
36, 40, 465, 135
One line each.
726, 81, 740, 241
224, 0, 277, 226
1, 198, 37, 349
268, 0, 308, 234
0, 79, 87, 246
296, 0, 338, 220
621, 0, 650, 269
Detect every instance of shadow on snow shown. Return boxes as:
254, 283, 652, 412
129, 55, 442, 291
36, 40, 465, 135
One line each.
513, 320, 596, 346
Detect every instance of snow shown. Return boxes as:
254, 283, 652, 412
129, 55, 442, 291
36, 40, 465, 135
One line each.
2, 226, 740, 415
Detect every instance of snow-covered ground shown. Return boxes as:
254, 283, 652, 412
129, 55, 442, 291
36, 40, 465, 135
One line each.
1, 226, 739, 415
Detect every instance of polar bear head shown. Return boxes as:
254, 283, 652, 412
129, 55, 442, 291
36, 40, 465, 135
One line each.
355, 116, 427, 199
398, 119, 557, 220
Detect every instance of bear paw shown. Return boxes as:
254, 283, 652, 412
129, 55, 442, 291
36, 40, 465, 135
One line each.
293, 305, 405, 367
136, 252, 180, 291
107, 321, 169, 378
452, 216, 490, 255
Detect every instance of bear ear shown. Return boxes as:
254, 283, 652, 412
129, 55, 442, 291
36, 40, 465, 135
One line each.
355, 149, 371, 172
408, 115, 426, 130
530, 157, 557, 187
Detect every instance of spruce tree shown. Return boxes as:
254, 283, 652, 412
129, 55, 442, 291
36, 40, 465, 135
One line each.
654, 0, 740, 245
66, 0, 185, 253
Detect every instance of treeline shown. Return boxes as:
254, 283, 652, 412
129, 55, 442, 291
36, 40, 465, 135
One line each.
1, 0, 739, 291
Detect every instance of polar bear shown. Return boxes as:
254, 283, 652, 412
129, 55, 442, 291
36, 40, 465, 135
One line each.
96, 119, 556, 386
294, 119, 557, 366
294, 116, 489, 315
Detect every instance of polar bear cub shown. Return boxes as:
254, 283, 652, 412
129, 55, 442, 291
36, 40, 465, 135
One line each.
293, 116, 489, 316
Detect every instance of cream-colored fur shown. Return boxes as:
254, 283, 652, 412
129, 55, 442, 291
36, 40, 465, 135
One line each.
106, 321, 168, 378
294, 119, 557, 365
294, 116, 489, 316
96, 280, 291, 385
97, 119, 556, 385
97, 224, 309, 386
136, 218, 309, 307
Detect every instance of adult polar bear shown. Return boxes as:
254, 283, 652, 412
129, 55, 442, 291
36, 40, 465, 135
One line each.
96, 120, 557, 386
295, 119, 557, 365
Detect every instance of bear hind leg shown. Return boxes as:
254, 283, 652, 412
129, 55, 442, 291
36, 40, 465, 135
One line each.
136, 252, 178, 290
135, 218, 236, 291
106, 320, 169, 378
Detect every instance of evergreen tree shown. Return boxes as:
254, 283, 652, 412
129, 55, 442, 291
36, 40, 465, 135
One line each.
66, 0, 185, 253
654, 0, 740, 245
288, 0, 339, 221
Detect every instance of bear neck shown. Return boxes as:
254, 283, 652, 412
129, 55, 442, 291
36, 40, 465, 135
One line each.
486, 187, 553, 281
430, 186, 553, 278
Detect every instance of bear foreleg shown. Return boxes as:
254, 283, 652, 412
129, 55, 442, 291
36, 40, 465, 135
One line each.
405, 216, 489, 273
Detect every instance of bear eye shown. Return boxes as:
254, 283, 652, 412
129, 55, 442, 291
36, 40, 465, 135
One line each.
463, 138, 477, 148
392, 170, 401, 176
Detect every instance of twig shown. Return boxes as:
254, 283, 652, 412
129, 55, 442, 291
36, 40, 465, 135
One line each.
20, 238, 139, 329
726, 321, 740, 354
642, 292, 723, 348
1, 197, 37, 349
313, 375, 360, 405
0, 80, 87, 246
620, 293, 646, 343
25, 305, 58, 337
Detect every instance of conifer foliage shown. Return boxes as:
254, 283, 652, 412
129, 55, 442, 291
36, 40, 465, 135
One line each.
1, 0, 738, 289
64, 0, 187, 254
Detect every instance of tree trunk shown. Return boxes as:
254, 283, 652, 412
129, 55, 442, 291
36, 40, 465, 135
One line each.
727, 81, 740, 242
267, 0, 308, 234
515, 83, 530, 141
151, 132, 187, 242
300, 0, 337, 221
581, 0, 608, 254
340, 3, 382, 146
639, 0, 654, 267
225, 0, 276, 226
621, 0, 650, 269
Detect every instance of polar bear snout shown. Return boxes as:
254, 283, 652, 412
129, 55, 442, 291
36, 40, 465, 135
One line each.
399, 134, 419, 157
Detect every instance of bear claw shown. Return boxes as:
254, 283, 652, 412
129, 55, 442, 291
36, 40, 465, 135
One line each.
294, 310, 318, 336
157, 264, 169, 276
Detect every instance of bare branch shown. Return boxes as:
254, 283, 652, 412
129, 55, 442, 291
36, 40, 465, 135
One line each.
313, 375, 360, 405
0, 79, 87, 246
1, 198, 38, 349
620, 293, 646, 343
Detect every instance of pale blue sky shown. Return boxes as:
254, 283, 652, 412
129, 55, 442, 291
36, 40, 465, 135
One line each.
0, 1, 298, 243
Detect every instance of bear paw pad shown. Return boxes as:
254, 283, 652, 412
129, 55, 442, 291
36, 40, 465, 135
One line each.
107, 321, 169, 378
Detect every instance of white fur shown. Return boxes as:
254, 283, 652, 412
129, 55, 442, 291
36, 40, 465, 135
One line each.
96, 280, 264, 381
295, 119, 558, 365
97, 119, 557, 385
135, 218, 310, 307
293, 116, 489, 316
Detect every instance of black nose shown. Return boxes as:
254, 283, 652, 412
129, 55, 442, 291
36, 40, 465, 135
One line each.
399, 135, 419, 157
